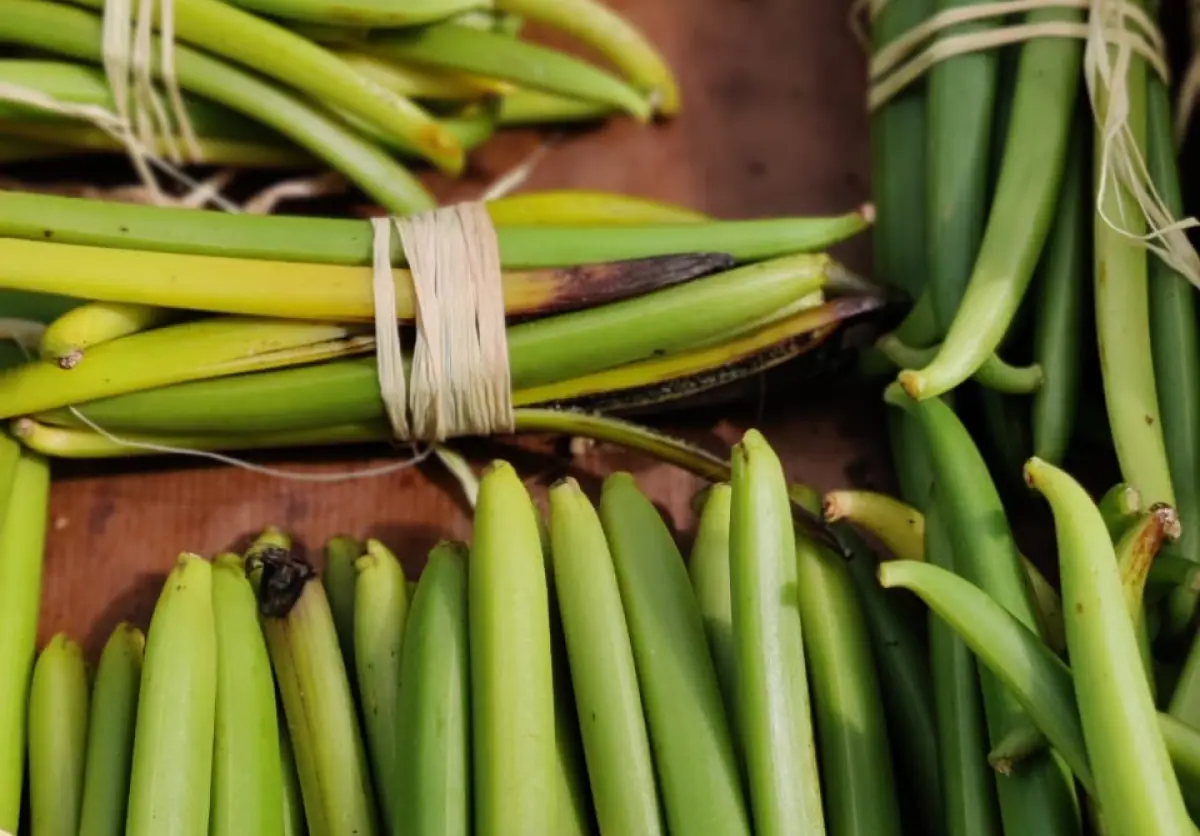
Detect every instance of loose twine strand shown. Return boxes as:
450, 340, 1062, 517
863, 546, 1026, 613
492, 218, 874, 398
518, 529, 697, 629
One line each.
852, 0, 1200, 292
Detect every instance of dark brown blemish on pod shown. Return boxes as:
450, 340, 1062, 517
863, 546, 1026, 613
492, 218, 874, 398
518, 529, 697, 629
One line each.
541, 252, 736, 315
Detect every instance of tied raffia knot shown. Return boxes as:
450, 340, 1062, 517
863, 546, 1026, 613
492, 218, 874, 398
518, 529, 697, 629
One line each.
371, 203, 514, 444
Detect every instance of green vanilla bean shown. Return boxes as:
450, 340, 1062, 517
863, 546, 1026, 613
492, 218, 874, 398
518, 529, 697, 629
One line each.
925, 0, 1001, 335
1146, 59, 1200, 643
792, 488, 903, 836
0, 447, 50, 834
729, 434, 825, 835
366, 22, 651, 121
1030, 114, 1087, 465
0, 0, 435, 213
28, 634, 90, 836
1091, 11, 1174, 511
493, 0, 679, 114
0, 189, 870, 267
126, 555, 218, 836
835, 525, 943, 836
925, 498, 1002, 836
600, 473, 751, 835
323, 536, 363, 690
0, 59, 292, 145
870, 0, 933, 298
353, 540, 410, 836
79, 624, 144, 836
394, 542, 472, 836
211, 554, 285, 836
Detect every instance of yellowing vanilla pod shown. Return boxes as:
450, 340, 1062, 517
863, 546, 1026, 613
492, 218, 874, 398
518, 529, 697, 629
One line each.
251, 532, 380, 836
470, 462, 557, 836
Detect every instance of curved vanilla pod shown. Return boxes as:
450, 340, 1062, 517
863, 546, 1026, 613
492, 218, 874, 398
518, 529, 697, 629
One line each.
1026, 458, 1192, 835
471, 462, 557, 835
354, 539, 409, 835
601, 472, 751, 835
126, 554, 218, 836
40, 303, 184, 366
79, 624, 144, 836
875, 334, 1042, 394
0, 447, 50, 833
895, 0, 1085, 399
211, 553, 285, 836
394, 542, 471, 836
28, 634, 89, 836
251, 530, 379, 836
494, 0, 679, 114
823, 488, 1065, 653
549, 478, 662, 835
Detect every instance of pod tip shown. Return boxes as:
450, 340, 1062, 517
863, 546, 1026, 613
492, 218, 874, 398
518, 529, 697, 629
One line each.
1022, 456, 1048, 489
821, 493, 845, 522
1150, 503, 1183, 541
896, 370, 925, 399
859, 202, 876, 224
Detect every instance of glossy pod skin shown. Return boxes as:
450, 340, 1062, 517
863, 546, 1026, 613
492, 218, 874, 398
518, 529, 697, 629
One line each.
79, 624, 144, 836
924, 498, 1001, 836
549, 479, 662, 836
394, 542, 472, 836
729, 435, 825, 835
28, 634, 89, 836
469, 463, 557, 836
126, 555, 218, 836
600, 473, 751, 836
792, 486, 903, 836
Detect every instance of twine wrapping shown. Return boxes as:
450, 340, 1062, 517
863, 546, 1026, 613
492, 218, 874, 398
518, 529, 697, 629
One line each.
101, 0, 201, 200
371, 203, 514, 443
858, 0, 1200, 291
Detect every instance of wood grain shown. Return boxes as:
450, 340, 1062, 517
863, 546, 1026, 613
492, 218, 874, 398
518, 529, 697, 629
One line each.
20, 0, 881, 660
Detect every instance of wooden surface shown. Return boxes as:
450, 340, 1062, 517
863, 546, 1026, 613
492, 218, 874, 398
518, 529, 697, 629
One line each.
29, 0, 884, 659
